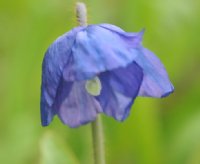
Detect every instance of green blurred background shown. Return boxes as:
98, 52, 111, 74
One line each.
0, 0, 199, 163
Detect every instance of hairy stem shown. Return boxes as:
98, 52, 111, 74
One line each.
91, 116, 105, 164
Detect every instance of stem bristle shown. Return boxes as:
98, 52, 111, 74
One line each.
76, 2, 87, 26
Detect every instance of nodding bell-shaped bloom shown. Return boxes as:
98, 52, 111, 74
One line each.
41, 24, 174, 128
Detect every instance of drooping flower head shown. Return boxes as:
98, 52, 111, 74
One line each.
40, 3, 174, 128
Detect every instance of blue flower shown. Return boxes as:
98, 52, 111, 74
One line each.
41, 24, 174, 128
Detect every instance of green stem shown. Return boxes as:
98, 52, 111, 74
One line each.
91, 116, 105, 164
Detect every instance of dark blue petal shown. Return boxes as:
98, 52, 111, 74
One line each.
52, 78, 73, 111
109, 62, 143, 97
96, 62, 143, 121
136, 48, 174, 98
63, 24, 143, 81
41, 27, 84, 126
57, 81, 102, 128
40, 86, 56, 126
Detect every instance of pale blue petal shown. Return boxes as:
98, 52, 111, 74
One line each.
99, 24, 145, 47
57, 81, 102, 128
63, 25, 143, 81
137, 48, 174, 98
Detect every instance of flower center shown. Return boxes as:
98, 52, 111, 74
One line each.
85, 76, 102, 96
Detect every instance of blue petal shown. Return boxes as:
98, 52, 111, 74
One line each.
99, 23, 144, 45
57, 81, 102, 128
40, 86, 56, 126
99, 24, 125, 33
63, 24, 143, 81
41, 27, 84, 126
109, 62, 143, 97
52, 78, 73, 111
96, 62, 143, 121
99, 25, 174, 97
136, 48, 174, 98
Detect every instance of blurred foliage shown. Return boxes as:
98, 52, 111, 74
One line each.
39, 131, 79, 164
0, 0, 200, 164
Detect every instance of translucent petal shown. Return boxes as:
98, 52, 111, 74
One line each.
137, 48, 174, 98
57, 81, 102, 128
